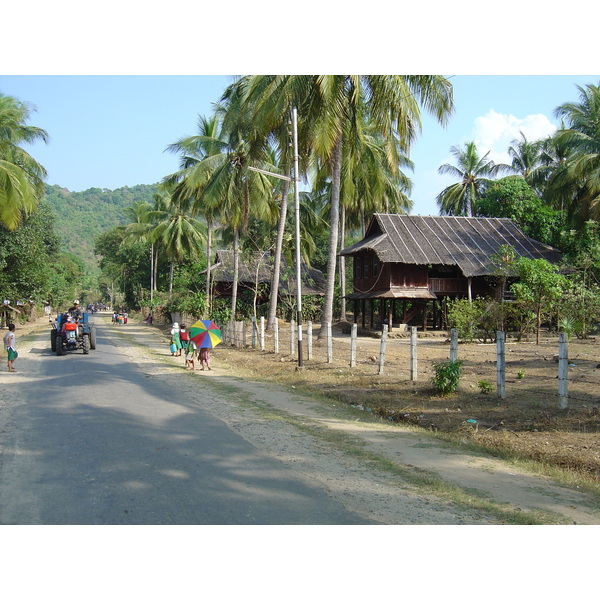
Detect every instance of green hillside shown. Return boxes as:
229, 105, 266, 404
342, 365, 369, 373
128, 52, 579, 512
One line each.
44, 183, 159, 274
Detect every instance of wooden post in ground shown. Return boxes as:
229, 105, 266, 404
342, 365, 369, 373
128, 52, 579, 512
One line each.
326, 322, 333, 363
449, 328, 458, 362
273, 319, 279, 354
410, 326, 418, 381
378, 324, 388, 375
259, 316, 265, 351
496, 330, 506, 400
350, 323, 357, 367
251, 317, 257, 349
241, 321, 247, 348
307, 321, 313, 361
558, 332, 569, 409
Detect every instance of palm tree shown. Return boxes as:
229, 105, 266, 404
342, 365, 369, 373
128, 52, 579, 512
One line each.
245, 75, 454, 333
165, 113, 226, 314
436, 141, 502, 216
547, 82, 600, 225
146, 185, 207, 297
0, 94, 49, 230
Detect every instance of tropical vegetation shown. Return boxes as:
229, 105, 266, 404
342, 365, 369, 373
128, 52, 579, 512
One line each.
3, 80, 600, 338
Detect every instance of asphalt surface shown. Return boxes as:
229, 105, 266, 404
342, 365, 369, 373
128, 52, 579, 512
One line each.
0, 314, 374, 524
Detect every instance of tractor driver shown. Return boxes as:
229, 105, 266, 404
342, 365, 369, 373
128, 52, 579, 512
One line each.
68, 300, 83, 322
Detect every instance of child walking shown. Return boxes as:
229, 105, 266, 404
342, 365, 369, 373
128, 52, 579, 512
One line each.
198, 347, 211, 371
185, 340, 197, 371
3, 323, 18, 372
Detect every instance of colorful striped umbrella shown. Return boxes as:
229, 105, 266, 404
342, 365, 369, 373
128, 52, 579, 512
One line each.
189, 319, 222, 348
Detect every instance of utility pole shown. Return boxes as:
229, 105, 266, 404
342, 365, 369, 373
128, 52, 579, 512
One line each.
248, 107, 303, 368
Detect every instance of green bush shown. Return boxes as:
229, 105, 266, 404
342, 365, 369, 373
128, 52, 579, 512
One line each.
431, 360, 463, 395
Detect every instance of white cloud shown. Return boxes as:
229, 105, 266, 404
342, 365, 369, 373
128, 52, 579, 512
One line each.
472, 109, 556, 165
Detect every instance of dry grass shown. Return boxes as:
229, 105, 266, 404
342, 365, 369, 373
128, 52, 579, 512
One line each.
205, 320, 600, 484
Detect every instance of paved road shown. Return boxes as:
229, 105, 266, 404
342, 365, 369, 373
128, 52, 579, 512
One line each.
0, 314, 374, 524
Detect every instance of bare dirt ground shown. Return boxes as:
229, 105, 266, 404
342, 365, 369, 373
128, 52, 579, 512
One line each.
3, 314, 599, 525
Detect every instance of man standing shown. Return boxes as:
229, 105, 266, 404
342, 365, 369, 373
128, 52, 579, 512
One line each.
3, 323, 17, 372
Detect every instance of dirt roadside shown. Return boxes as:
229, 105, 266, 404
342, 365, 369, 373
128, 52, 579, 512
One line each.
3, 314, 599, 524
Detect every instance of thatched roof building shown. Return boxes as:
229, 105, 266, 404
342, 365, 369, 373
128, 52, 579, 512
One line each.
208, 250, 326, 298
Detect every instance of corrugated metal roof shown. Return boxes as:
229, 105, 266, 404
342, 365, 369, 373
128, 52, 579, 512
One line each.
340, 214, 562, 277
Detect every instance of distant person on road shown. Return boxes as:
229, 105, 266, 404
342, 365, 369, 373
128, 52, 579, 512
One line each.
145, 312, 153, 325
3, 323, 17, 372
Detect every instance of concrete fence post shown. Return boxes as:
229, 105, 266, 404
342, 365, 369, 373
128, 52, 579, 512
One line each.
410, 326, 418, 381
496, 330, 506, 400
378, 324, 388, 375
449, 328, 458, 362
259, 316, 265, 351
558, 332, 569, 409
350, 323, 357, 367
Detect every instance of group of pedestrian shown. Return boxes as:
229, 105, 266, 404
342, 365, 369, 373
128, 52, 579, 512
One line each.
112, 311, 128, 325
170, 322, 211, 371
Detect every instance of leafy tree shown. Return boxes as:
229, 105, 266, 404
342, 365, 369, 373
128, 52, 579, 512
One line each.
437, 141, 504, 216
476, 176, 565, 246
510, 257, 567, 344
0, 94, 49, 230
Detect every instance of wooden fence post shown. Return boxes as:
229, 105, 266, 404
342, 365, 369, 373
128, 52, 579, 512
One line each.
251, 317, 257, 349
496, 330, 506, 400
326, 322, 333, 363
307, 321, 313, 361
410, 326, 418, 381
378, 324, 388, 375
558, 332, 569, 409
350, 323, 357, 367
290, 319, 295, 356
449, 328, 458, 362
273, 319, 279, 354
260, 316, 265, 351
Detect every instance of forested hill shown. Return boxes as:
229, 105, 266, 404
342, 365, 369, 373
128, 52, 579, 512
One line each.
44, 183, 159, 274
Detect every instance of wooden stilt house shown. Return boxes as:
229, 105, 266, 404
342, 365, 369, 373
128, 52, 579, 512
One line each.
339, 213, 563, 330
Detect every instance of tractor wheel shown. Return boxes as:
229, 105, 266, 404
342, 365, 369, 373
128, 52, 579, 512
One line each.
50, 329, 57, 352
82, 335, 90, 354
90, 327, 97, 349
56, 338, 65, 355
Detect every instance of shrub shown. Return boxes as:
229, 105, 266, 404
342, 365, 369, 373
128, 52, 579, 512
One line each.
478, 380, 494, 394
431, 360, 463, 395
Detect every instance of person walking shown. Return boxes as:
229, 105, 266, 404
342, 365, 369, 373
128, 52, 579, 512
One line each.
170, 322, 182, 356
179, 324, 189, 353
3, 323, 18, 372
198, 347, 211, 371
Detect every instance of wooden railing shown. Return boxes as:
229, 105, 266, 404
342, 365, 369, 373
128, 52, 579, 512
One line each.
428, 278, 468, 293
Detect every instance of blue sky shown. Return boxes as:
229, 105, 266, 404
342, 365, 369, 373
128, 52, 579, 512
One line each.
1, 74, 597, 216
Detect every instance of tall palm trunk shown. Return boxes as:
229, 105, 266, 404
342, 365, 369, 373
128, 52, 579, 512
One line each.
150, 243, 154, 308
267, 173, 291, 330
169, 261, 174, 298
205, 217, 213, 317
338, 204, 347, 321
231, 227, 240, 320
320, 134, 343, 337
